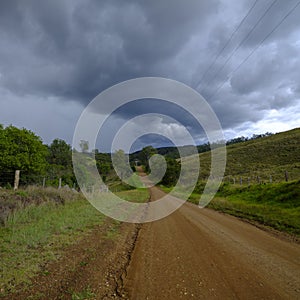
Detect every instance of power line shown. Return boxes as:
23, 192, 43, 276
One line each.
208, 0, 300, 100
201, 0, 278, 94
194, 0, 259, 90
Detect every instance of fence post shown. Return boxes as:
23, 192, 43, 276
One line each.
248, 177, 250, 187
58, 178, 62, 189
14, 170, 20, 190
43, 177, 46, 188
285, 171, 289, 182
269, 175, 272, 183
240, 177, 243, 185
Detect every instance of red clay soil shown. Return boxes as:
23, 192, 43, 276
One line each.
123, 186, 300, 299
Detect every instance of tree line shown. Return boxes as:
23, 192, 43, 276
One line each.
0, 124, 180, 188
0, 123, 275, 189
0, 125, 114, 188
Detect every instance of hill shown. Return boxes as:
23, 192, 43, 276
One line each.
182, 127, 300, 183
180, 127, 300, 236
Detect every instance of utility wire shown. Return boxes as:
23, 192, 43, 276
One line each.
201, 0, 278, 94
208, 0, 300, 100
194, 0, 259, 90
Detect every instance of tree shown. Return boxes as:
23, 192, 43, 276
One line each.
48, 139, 72, 167
79, 140, 89, 153
148, 154, 166, 182
160, 157, 180, 187
47, 139, 74, 186
0, 125, 48, 185
112, 149, 131, 180
141, 146, 157, 172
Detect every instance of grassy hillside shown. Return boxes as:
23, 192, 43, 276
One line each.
183, 128, 300, 183
173, 128, 300, 236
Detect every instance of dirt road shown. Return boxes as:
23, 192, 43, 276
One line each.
4, 184, 299, 299
123, 186, 300, 299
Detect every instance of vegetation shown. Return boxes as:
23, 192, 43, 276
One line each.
0, 124, 116, 188
95, 151, 112, 182
112, 149, 131, 179
0, 121, 299, 298
129, 146, 180, 187
181, 128, 300, 182
139, 146, 158, 172
160, 128, 300, 236
129, 133, 274, 162
0, 186, 149, 295
1, 122, 299, 238
71, 287, 95, 300
47, 138, 75, 186
222, 128, 300, 181
0, 188, 103, 294
116, 188, 149, 203
0, 125, 48, 185
208, 180, 300, 236
160, 157, 180, 187
167, 179, 300, 236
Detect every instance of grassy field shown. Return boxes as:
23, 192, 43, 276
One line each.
182, 128, 300, 183
0, 186, 149, 295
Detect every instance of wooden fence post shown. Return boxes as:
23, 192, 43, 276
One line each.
14, 170, 20, 190
58, 178, 62, 189
43, 177, 46, 188
285, 171, 289, 182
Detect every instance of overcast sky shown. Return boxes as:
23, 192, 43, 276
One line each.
0, 0, 299, 151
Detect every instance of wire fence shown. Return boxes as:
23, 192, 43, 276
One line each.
222, 172, 294, 186
0, 170, 78, 190
1, 167, 299, 192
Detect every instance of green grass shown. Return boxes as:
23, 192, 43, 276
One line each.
192, 180, 300, 236
126, 173, 145, 188
116, 188, 149, 203
104, 220, 122, 239
160, 180, 300, 236
0, 194, 105, 294
71, 287, 95, 300
108, 172, 146, 193
182, 128, 300, 183
0, 185, 150, 295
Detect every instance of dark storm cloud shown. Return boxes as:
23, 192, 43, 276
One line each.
96, 98, 206, 151
0, 0, 219, 100
0, 0, 299, 147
